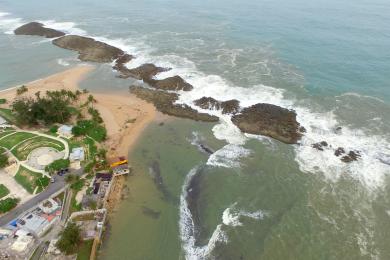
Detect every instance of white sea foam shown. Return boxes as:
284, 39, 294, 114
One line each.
0, 11, 23, 34
3, 11, 389, 188
57, 58, 70, 66
222, 204, 269, 227
38, 20, 87, 35
179, 167, 229, 260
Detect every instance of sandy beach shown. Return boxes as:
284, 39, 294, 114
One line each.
0, 65, 157, 158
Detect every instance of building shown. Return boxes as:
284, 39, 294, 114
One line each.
39, 198, 60, 214
69, 147, 85, 162
11, 229, 34, 253
57, 125, 73, 138
17, 212, 49, 236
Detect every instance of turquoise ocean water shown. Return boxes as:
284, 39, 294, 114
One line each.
1, 0, 390, 259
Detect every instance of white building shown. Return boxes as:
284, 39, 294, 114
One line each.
57, 125, 73, 138
70, 147, 85, 162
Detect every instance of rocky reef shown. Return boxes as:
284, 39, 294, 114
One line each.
231, 103, 303, 144
52, 35, 126, 63
194, 97, 240, 114
146, 76, 193, 91
14, 22, 65, 38
130, 86, 219, 122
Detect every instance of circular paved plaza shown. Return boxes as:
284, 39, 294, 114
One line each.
26, 147, 65, 171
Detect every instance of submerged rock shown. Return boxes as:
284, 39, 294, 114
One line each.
231, 103, 303, 144
141, 206, 161, 219
334, 147, 346, 157
14, 22, 65, 38
341, 151, 361, 163
194, 97, 240, 114
130, 86, 219, 122
146, 76, 193, 91
52, 35, 125, 63
312, 141, 328, 151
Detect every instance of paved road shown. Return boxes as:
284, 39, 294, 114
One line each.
0, 168, 83, 227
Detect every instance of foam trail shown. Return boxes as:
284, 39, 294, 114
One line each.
222, 203, 269, 227
0, 11, 23, 34
179, 166, 228, 260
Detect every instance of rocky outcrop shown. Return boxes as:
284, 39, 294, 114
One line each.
52, 35, 126, 63
194, 97, 240, 114
130, 86, 219, 122
119, 63, 169, 80
312, 141, 328, 151
14, 22, 65, 38
334, 147, 345, 157
146, 76, 193, 91
112, 54, 134, 76
231, 103, 303, 144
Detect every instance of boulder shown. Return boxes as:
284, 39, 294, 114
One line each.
52, 35, 125, 63
130, 86, 219, 122
14, 22, 65, 38
334, 147, 345, 157
231, 103, 303, 144
194, 97, 240, 114
112, 54, 134, 77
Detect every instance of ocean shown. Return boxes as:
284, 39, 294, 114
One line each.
0, 0, 389, 259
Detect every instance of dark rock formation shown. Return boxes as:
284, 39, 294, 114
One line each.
341, 151, 361, 163
52, 35, 126, 63
334, 147, 345, 157
312, 141, 328, 151
194, 97, 240, 114
14, 22, 65, 38
130, 86, 219, 122
231, 103, 303, 144
119, 63, 169, 80
112, 54, 134, 77
146, 76, 193, 91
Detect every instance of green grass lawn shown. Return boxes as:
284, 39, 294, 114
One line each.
0, 108, 16, 124
76, 240, 94, 260
0, 130, 16, 139
11, 136, 65, 161
14, 166, 49, 194
0, 184, 10, 199
0, 132, 36, 150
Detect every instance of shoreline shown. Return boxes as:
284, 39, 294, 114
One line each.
0, 65, 158, 213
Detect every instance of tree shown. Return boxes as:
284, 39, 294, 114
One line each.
0, 198, 19, 213
45, 158, 70, 173
56, 222, 81, 255
0, 153, 8, 168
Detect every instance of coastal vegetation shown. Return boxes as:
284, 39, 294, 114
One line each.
72, 119, 106, 142
0, 152, 8, 168
14, 166, 50, 193
0, 184, 10, 199
0, 98, 6, 104
16, 85, 28, 95
11, 89, 79, 125
0, 197, 19, 213
56, 221, 82, 255
45, 158, 70, 174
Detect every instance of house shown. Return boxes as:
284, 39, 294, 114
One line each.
57, 125, 73, 138
17, 213, 48, 236
70, 147, 85, 162
39, 198, 60, 214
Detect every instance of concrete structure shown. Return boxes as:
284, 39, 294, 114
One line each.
69, 147, 85, 162
57, 125, 73, 138
17, 212, 49, 236
112, 164, 130, 176
11, 229, 34, 252
39, 198, 60, 214
0, 116, 6, 125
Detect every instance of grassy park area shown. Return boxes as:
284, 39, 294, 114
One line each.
14, 166, 50, 194
0, 132, 36, 150
0, 108, 16, 124
0, 184, 10, 199
11, 136, 65, 161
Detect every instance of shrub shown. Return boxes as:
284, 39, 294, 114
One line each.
0, 197, 19, 213
72, 120, 106, 142
0, 153, 8, 168
0, 98, 6, 104
45, 158, 70, 173
16, 85, 28, 95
